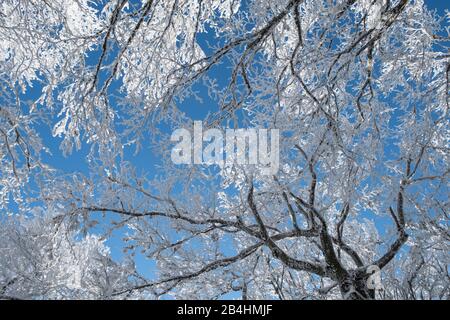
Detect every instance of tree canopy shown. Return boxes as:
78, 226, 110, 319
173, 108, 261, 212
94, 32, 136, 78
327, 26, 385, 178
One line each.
0, 0, 448, 300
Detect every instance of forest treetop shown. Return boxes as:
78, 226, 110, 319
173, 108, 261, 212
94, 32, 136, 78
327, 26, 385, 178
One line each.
0, 0, 448, 300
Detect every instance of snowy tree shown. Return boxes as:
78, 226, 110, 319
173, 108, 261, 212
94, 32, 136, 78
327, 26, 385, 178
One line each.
0, 212, 137, 299
0, 0, 449, 299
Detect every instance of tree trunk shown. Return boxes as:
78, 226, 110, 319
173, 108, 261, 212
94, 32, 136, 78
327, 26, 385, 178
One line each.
339, 272, 376, 300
